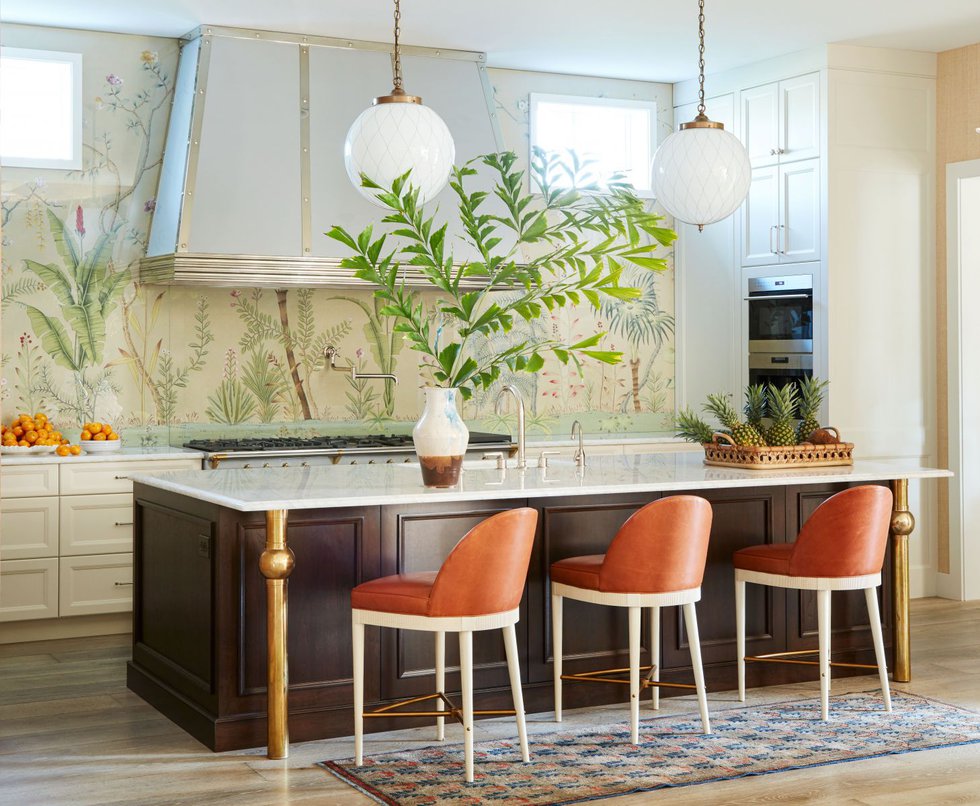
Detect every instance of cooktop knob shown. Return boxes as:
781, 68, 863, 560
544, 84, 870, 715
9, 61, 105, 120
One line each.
243, 464, 252, 469
301, 462, 310, 467
368, 460, 376, 464
281, 462, 289, 468
262, 463, 270, 468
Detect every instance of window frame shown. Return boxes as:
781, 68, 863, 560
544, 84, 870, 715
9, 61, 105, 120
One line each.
0, 46, 84, 170
528, 92, 659, 199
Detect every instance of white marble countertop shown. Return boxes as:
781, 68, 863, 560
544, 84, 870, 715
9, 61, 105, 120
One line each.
128, 453, 951, 512
0, 446, 202, 466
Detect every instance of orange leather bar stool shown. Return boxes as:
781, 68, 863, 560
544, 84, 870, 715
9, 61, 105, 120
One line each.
351, 507, 538, 783
551, 496, 713, 744
734, 485, 893, 720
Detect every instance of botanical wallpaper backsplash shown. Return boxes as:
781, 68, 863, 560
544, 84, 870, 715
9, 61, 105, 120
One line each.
1, 27, 676, 445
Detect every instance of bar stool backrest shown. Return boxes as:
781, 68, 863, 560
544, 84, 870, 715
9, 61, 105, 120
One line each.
600, 496, 713, 593
428, 507, 538, 617
788, 485, 893, 577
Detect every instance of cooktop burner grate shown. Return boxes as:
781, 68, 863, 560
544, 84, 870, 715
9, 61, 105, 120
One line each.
184, 432, 510, 454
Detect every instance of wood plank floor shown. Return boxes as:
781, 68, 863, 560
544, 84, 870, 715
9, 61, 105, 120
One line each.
1, 598, 979, 805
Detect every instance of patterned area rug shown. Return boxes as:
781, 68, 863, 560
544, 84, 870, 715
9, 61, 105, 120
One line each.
320, 692, 980, 805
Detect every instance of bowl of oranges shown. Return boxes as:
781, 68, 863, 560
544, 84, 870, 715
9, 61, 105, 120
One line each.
1, 412, 75, 454
80, 422, 121, 453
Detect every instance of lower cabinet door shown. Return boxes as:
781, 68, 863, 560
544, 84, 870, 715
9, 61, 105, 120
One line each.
60, 493, 134, 555
59, 553, 133, 616
0, 496, 59, 560
0, 558, 59, 622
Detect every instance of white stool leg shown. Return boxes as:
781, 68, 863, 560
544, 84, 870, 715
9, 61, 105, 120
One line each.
650, 606, 660, 710
683, 602, 711, 735
435, 630, 446, 740
353, 620, 365, 766
459, 630, 475, 782
552, 592, 563, 722
817, 588, 832, 720
628, 606, 641, 744
864, 586, 892, 713
735, 576, 746, 702
502, 623, 530, 762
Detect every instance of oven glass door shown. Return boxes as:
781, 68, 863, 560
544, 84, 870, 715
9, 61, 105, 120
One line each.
747, 294, 813, 353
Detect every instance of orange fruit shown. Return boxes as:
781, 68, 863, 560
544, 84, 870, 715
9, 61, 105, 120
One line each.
12, 426, 23, 437
80, 430, 92, 441
56, 445, 70, 456
92, 432, 106, 441
17, 440, 29, 447
69, 445, 81, 456
89, 422, 103, 434
24, 430, 38, 444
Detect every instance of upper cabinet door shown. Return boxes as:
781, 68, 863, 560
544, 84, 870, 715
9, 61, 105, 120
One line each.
780, 73, 820, 163
741, 164, 781, 267
780, 159, 820, 264
742, 83, 780, 169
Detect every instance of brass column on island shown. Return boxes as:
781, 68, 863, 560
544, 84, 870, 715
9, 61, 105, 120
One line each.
890, 479, 914, 683
259, 509, 294, 758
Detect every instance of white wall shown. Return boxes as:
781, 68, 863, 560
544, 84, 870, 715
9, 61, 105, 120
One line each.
826, 51, 937, 597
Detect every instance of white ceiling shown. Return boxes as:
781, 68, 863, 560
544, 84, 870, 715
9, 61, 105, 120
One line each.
4, 0, 980, 82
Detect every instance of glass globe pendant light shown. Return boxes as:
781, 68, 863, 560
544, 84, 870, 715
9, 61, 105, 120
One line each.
344, 0, 455, 207
651, 0, 751, 231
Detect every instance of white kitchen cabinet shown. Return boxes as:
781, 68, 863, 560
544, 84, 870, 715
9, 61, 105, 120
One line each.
59, 493, 134, 556
0, 495, 59, 560
58, 553, 133, 617
59, 459, 198, 495
0, 558, 59, 622
742, 72, 819, 168
0, 454, 198, 632
741, 158, 820, 267
0, 463, 59, 498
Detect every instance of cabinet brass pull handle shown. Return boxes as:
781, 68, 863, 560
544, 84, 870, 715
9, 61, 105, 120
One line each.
769, 225, 777, 254
113, 581, 134, 587
114, 521, 134, 527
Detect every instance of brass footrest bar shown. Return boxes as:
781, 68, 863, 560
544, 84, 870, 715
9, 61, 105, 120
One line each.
744, 650, 880, 671
561, 665, 697, 691
362, 691, 516, 724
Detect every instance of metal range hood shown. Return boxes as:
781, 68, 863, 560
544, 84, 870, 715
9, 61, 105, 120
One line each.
142, 26, 503, 288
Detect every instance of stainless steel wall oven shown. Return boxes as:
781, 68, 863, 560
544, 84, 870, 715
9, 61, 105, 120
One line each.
746, 274, 813, 389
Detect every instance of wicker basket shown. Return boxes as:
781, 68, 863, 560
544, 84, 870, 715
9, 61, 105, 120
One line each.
702, 428, 854, 470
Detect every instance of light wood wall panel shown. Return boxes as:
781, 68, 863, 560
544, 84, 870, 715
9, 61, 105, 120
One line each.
936, 44, 980, 573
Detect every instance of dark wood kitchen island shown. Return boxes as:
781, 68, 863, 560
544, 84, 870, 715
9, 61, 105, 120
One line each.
125, 454, 948, 757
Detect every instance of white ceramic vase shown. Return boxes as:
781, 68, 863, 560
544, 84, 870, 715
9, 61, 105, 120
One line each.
412, 387, 469, 487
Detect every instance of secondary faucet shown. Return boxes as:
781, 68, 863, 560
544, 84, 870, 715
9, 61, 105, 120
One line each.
324, 346, 398, 384
571, 420, 586, 469
495, 385, 526, 469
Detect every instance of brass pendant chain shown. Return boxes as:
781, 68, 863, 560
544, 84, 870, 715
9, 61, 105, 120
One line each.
697, 0, 706, 117
392, 0, 403, 93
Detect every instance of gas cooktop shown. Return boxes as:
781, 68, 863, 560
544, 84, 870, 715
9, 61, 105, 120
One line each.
184, 432, 511, 454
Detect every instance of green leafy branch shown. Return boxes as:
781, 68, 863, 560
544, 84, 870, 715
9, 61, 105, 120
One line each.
326, 149, 676, 399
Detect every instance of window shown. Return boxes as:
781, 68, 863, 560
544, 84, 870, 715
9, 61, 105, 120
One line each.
0, 47, 83, 169
529, 93, 657, 196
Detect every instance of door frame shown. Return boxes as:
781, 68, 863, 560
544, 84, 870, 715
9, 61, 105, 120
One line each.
943, 158, 980, 601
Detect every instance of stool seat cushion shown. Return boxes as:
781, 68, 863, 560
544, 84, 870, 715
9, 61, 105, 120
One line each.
732, 543, 794, 576
351, 572, 437, 616
551, 554, 604, 590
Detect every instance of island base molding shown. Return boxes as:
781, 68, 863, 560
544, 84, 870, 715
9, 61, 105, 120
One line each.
128, 482, 897, 752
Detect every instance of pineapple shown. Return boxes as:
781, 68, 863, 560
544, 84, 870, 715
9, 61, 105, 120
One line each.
795, 376, 829, 442
675, 407, 715, 444
703, 393, 767, 447
743, 384, 768, 432
764, 383, 799, 446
